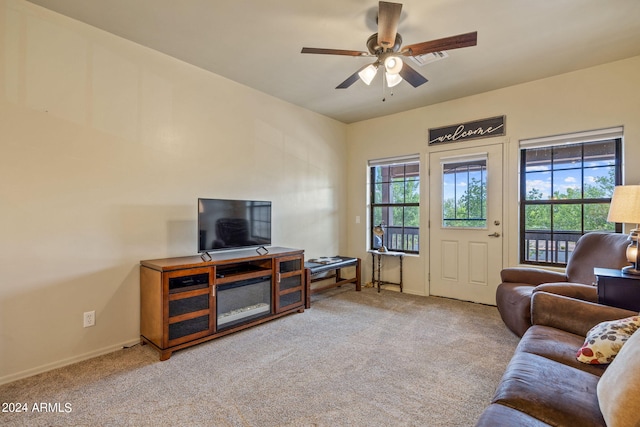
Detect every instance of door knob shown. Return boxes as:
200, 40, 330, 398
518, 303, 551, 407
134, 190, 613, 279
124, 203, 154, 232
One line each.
488, 232, 501, 237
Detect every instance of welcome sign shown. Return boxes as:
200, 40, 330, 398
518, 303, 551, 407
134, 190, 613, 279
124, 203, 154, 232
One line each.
428, 116, 505, 145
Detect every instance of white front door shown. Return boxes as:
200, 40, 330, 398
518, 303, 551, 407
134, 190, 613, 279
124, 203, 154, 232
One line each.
428, 142, 504, 305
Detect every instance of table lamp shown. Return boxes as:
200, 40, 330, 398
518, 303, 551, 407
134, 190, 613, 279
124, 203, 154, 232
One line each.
373, 223, 387, 252
607, 185, 640, 275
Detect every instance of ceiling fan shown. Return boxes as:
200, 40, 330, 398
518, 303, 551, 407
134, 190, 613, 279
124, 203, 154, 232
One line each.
301, 1, 477, 90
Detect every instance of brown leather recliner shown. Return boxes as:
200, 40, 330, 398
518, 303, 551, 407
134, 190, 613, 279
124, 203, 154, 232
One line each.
496, 232, 629, 337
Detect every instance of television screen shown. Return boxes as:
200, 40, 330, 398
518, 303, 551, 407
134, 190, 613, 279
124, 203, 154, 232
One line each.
198, 198, 272, 253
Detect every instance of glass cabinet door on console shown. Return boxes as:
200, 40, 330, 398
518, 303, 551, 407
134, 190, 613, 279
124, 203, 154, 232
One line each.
274, 255, 305, 313
164, 267, 215, 348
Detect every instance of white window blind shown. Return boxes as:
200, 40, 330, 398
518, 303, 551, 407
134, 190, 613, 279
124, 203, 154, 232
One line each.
439, 152, 488, 166
368, 154, 420, 167
519, 126, 623, 149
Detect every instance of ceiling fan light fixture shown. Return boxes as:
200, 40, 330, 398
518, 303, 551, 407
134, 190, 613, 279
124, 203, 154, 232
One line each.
358, 64, 378, 85
384, 55, 403, 74
385, 72, 403, 87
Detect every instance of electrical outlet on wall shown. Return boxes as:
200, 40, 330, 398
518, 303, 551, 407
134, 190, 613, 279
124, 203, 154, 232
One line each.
83, 311, 95, 328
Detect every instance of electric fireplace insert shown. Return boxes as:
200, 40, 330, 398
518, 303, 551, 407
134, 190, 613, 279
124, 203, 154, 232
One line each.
216, 275, 272, 330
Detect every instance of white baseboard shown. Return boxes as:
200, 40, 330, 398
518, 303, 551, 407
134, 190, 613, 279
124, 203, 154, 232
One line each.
0, 338, 142, 386
402, 289, 427, 297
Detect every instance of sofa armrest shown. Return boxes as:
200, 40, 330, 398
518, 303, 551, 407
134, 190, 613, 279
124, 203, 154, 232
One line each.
531, 291, 636, 337
500, 267, 567, 285
533, 282, 598, 303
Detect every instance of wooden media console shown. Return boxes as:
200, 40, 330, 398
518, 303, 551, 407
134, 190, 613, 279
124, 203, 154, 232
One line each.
140, 247, 305, 360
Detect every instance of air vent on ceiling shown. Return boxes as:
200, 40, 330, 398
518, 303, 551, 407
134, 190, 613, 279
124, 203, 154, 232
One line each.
408, 51, 449, 67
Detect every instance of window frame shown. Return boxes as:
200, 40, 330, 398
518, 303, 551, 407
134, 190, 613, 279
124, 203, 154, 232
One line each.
519, 134, 622, 267
368, 156, 420, 254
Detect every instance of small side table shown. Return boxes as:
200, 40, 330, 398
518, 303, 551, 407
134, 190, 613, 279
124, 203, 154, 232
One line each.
595, 267, 640, 311
368, 250, 404, 293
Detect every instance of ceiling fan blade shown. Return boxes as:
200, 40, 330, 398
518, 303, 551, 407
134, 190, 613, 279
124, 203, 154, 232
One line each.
301, 47, 369, 56
336, 71, 362, 89
399, 63, 428, 88
402, 31, 478, 57
336, 63, 376, 89
377, 1, 402, 49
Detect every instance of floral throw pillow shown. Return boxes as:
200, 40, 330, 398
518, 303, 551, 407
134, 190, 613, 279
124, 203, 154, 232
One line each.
577, 316, 640, 364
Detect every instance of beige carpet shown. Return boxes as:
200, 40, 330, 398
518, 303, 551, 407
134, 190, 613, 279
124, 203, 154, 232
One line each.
0, 287, 518, 426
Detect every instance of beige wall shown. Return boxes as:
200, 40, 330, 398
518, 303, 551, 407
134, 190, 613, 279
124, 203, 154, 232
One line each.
0, 0, 347, 384
347, 55, 640, 296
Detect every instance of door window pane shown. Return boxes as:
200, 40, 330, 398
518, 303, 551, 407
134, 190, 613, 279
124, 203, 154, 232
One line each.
442, 159, 487, 228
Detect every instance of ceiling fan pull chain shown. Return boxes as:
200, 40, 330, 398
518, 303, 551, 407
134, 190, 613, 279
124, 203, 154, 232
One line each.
382, 74, 395, 102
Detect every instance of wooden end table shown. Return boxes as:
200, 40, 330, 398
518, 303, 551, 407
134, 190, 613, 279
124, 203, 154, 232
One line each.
595, 267, 640, 311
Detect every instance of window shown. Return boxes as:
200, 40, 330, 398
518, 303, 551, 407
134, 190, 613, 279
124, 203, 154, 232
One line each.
369, 156, 420, 253
248, 201, 271, 241
442, 155, 487, 228
520, 128, 622, 266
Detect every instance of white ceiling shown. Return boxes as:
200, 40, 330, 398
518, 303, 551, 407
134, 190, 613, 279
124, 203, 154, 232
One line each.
25, 0, 640, 124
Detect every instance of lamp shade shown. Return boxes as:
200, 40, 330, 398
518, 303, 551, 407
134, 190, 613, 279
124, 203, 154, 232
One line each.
385, 72, 403, 87
384, 56, 403, 74
607, 185, 640, 224
358, 64, 378, 85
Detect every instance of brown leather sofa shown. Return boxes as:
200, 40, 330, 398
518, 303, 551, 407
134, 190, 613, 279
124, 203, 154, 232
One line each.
476, 291, 638, 426
496, 232, 629, 337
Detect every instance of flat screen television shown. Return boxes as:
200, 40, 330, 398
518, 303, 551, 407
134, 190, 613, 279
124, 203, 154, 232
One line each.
198, 198, 272, 253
